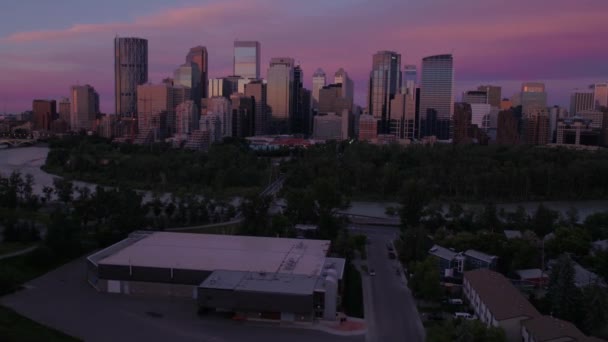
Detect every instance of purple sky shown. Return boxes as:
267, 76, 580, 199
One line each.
1, 0, 607, 113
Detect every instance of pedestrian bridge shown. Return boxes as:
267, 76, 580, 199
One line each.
0, 138, 36, 147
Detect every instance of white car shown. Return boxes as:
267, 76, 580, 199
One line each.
369, 269, 376, 276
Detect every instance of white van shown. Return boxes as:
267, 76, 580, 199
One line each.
454, 312, 474, 320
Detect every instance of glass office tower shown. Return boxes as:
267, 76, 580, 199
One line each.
234, 41, 260, 80
114, 37, 148, 117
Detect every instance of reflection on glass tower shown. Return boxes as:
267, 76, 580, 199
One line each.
419, 54, 454, 140
368, 51, 401, 134
234, 41, 261, 80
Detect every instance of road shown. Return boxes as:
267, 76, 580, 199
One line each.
349, 225, 425, 342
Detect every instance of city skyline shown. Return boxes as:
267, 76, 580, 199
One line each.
0, 0, 607, 113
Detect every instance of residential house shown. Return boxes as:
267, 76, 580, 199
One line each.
464, 269, 540, 342
428, 244, 464, 278
465, 249, 498, 270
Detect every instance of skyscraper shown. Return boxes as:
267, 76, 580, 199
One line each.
291, 64, 311, 135
175, 100, 199, 136
71, 84, 99, 132
569, 91, 595, 116
419, 54, 454, 139
230, 94, 255, 138
477, 85, 502, 108
368, 51, 401, 133
186, 46, 209, 100
522, 108, 550, 145
593, 83, 608, 109
312, 68, 326, 110
208, 78, 232, 98
334, 68, 354, 108
32, 100, 56, 131
452, 103, 472, 144
58, 98, 71, 124
245, 80, 268, 136
520, 82, 547, 114
267, 57, 295, 134
234, 41, 260, 80
174, 62, 201, 107
402, 65, 417, 96
114, 37, 148, 117
497, 109, 520, 145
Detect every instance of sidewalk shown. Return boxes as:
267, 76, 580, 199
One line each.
0, 245, 38, 261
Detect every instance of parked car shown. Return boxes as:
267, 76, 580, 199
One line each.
447, 298, 463, 305
369, 269, 376, 276
454, 312, 475, 320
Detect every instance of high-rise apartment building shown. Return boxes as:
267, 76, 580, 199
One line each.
477, 85, 502, 108
334, 68, 354, 108
234, 41, 260, 80
186, 46, 208, 100
114, 37, 148, 117
244, 80, 268, 136
453, 103, 472, 144
312, 68, 326, 110
520, 82, 547, 114
319, 84, 351, 114
368, 51, 401, 133
71, 85, 99, 132
419, 54, 454, 139
389, 93, 416, 140
570, 92, 595, 116
267, 57, 295, 134
32, 100, 56, 131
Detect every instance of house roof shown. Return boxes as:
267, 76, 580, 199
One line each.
522, 316, 587, 342
429, 244, 458, 261
593, 239, 608, 251
464, 269, 540, 321
464, 249, 497, 263
503, 230, 523, 239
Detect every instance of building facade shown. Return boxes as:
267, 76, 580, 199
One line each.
114, 37, 148, 118
71, 85, 99, 132
234, 41, 260, 80
570, 92, 595, 116
174, 62, 201, 107
175, 100, 200, 136
334, 68, 354, 109
477, 85, 502, 108
368, 51, 401, 134
419, 54, 454, 139
453, 102, 473, 144
463, 90, 488, 105
230, 94, 255, 138
522, 109, 549, 145
520, 82, 547, 114
593, 83, 608, 109
32, 99, 56, 131
358, 114, 377, 141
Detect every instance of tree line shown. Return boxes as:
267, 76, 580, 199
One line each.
282, 141, 608, 201
43, 136, 271, 196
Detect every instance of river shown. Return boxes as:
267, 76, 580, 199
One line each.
1, 147, 607, 219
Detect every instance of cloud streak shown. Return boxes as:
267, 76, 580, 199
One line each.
0, 0, 607, 112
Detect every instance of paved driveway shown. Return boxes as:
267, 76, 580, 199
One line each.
1, 258, 363, 342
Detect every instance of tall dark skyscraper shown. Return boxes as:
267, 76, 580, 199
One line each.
368, 51, 401, 134
186, 46, 209, 99
267, 57, 295, 134
419, 54, 454, 139
114, 37, 148, 118
291, 65, 310, 135
234, 41, 260, 80
244, 80, 268, 136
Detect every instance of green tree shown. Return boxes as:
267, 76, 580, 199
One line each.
52, 177, 73, 204
399, 180, 431, 230
546, 255, 582, 323
45, 210, 82, 257
240, 194, 271, 236
545, 227, 591, 258
409, 256, 442, 302
581, 283, 608, 335
532, 204, 558, 237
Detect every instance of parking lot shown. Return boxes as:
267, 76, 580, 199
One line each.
1, 258, 364, 342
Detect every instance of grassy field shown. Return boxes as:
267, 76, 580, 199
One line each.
0, 306, 80, 342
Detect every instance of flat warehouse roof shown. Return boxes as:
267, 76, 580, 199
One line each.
98, 232, 331, 276
200, 270, 318, 295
